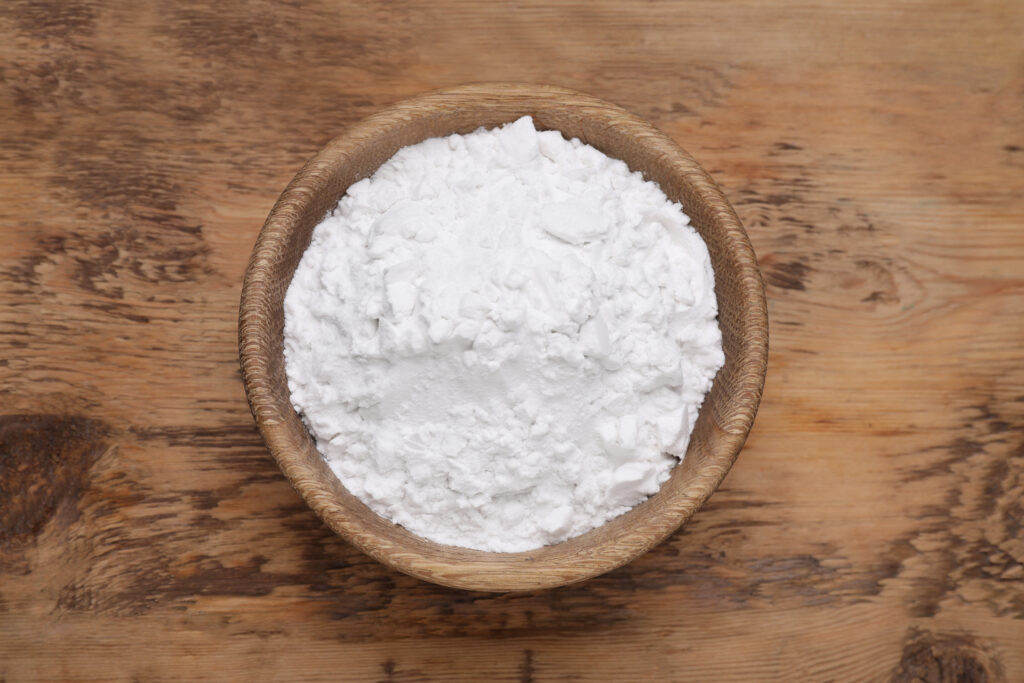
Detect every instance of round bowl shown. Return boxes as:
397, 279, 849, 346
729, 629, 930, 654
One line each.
238, 83, 768, 592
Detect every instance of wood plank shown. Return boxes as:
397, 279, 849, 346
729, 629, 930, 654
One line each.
1, 0, 1022, 679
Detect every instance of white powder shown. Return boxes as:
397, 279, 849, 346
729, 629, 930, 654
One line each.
284, 116, 724, 552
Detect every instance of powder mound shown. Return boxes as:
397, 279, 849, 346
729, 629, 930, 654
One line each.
284, 116, 724, 552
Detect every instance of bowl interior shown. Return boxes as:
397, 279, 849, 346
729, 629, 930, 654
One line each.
239, 84, 767, 591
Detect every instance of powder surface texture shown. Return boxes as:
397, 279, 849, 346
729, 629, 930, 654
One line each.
284, 116, 724, 552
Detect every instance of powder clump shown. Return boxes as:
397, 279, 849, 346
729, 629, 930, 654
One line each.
284, 116, 724, 552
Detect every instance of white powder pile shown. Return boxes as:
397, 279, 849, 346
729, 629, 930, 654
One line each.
284, 116, 724, 552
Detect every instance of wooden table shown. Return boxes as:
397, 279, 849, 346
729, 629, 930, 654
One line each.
2, 1, 1022, 680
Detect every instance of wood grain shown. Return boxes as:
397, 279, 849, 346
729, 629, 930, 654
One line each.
2, 0, 1023, 680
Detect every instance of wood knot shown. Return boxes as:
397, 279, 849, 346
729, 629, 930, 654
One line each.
892, 627, 1003, 682
0, 414, 110, 547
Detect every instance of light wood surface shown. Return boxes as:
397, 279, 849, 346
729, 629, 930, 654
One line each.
239, 83, 768, 592
2, 1, 1023, 680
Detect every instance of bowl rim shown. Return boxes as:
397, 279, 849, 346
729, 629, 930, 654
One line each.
238, 83, 768, 591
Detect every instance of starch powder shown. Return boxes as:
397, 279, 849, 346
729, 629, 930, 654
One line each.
284, 116, 724, 552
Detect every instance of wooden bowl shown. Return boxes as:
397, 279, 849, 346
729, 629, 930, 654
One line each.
238, 83, 768, 591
